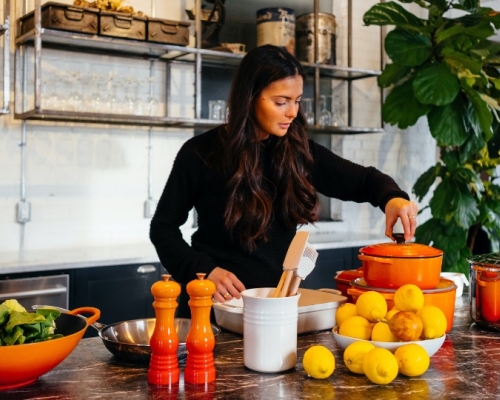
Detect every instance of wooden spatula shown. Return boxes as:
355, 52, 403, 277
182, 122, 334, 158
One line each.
273, 231, 318, 297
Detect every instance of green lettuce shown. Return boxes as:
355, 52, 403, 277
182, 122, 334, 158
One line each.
0, 299, 63, 346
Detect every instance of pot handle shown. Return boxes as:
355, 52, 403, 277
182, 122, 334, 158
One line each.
358, 254, 394, 264
68, 307, 101, 326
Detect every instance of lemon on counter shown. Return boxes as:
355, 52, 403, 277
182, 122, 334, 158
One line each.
355, 291, 388, 322
339, 315, 373, 340
417, 305, 447, 339
302, 345, 335, 379
335, 303, 358, 326
394, 343, 430, 377
343, 341, 376, 374
362, 347, 399, 385
393, 284, 425, 312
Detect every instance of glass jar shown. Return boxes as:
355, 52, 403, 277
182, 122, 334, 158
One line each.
468, 252, 500, 331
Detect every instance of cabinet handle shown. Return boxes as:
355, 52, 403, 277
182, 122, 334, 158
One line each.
0, 286, 67, 300
137, 265, 157, 274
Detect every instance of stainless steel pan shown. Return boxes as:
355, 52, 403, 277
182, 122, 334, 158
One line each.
32, 305, 221, 363
93, 317, 221, 363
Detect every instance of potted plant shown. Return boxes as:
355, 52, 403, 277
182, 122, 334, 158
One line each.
363, 0, 500, 274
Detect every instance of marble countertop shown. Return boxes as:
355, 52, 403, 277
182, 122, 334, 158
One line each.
3, 296, 500, 399
0, 231, 384, 274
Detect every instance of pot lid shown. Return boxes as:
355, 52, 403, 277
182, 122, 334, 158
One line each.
359, 242, 443, 258
468, 252, 500, 266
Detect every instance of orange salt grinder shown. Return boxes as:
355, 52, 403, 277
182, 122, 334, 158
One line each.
185, 273, 216, 384
148, 274, 181, 385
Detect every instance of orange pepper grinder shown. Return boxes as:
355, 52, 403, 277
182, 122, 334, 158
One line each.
148, 274, 181, 385
185, 273, 216, 384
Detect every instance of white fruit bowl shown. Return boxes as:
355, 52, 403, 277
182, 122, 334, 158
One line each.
332, 326, 446, 357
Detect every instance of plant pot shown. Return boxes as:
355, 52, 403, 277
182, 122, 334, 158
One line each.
358, 242, 443, 289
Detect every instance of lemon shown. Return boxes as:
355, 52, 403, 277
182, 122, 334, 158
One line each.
371, 321, 399, 342
394, 343, 430, 377
343, 341, 376, 374
388, 311, 423, 342
417, 305, 447, 339
393, 284, 425, 312
355, 291, 388, 322
302, 345, 335, 379
385, 307, 400, 321
362, 347, 399, 385
335, 303, 358, 326
339, 315, 373, 340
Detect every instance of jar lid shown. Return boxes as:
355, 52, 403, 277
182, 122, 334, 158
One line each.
359, 242, 443, 258
468, 252, 500, 266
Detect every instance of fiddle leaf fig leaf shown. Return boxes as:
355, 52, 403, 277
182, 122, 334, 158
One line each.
377, 63, 412, 87
461, 82, 494, 141
430, 178, 479, 227
382, 79, 431, 128
413, 63, 460, 106
413, 164, 441, 201
363, 2, 426, 30
415, 218, 467, 253
385, 29, 432, 66
442, 48, 483, 75
427, 96, 469, 146
456, 0, 481, 13
427, 0, 449, 10
441, 149, 462, 171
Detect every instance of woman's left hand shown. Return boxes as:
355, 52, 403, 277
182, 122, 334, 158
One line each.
384, 198, 419, 242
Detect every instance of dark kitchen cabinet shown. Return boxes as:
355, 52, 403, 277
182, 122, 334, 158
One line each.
300, 247, 362, 291
72, 263, 163, 338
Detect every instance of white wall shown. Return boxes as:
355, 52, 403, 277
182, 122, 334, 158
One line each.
1, 1, 497, 253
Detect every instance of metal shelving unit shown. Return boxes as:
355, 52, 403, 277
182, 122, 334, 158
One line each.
13, 0, 383, 134
0, 0, 10, 114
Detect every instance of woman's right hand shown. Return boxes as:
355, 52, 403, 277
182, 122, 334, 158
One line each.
208, 267, 246, 303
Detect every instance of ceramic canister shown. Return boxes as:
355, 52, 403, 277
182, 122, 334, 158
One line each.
242, 287, 300, 372
256, 7, 296, 55
296, 12, 337, 64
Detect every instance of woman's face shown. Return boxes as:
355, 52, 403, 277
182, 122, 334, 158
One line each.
254, 75, 303, 140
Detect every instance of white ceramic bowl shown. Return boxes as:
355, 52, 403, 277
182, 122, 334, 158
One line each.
441, 272, 469, 297
332, 326, 445, 357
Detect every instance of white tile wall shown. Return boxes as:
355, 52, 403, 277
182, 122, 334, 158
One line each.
1, 1, 497, 252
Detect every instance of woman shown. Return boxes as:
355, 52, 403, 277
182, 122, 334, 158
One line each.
150, 45, 418, 311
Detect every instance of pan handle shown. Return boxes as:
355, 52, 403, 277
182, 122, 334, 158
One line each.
68, 307, 101, 326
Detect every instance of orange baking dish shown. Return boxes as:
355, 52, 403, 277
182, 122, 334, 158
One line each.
348, 278, 456, 333
358, 242, 443, 289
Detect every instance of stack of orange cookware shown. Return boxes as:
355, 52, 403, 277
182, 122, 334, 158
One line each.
335, 241, 457, 333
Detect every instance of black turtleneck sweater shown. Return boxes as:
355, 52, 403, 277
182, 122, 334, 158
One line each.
150, 126, 409, 289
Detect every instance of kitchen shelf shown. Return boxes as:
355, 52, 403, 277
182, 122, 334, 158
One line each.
14, 0, 384, 134
14, 108, 383, 134
15, 28, 381, 80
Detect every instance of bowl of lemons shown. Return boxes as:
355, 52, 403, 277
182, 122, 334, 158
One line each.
332, 284, 447, 358
332, 325, 446, 357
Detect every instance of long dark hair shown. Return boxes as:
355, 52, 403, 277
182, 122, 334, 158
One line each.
222, 45, 318, 251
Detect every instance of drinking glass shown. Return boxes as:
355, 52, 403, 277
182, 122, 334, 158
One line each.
319, 95, 331, 127
329, 95, 345, 127
302, 98, 315, 125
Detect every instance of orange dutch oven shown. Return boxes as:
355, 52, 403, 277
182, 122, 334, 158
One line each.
0, 307, 100, 390
358, 242, 444, 289
348, 278, 457, 333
